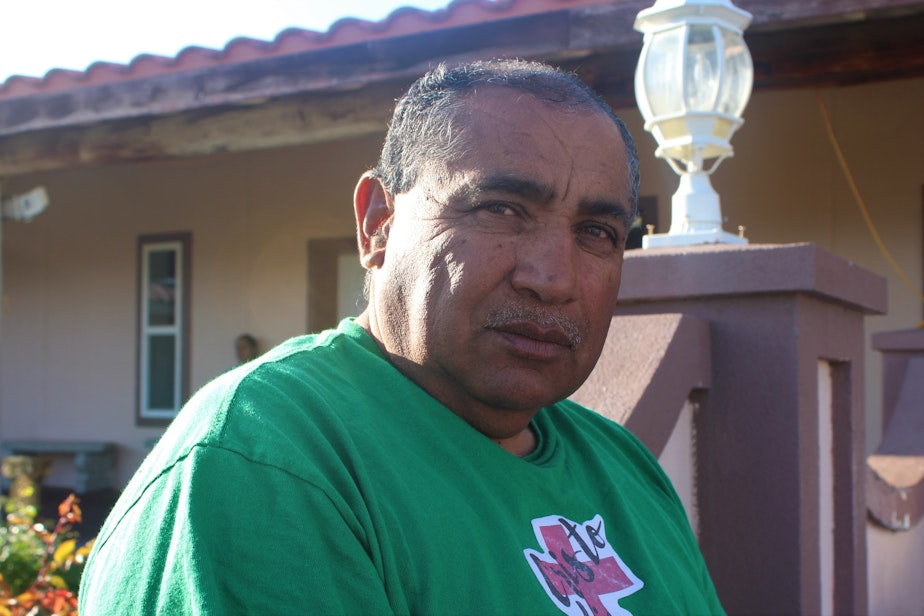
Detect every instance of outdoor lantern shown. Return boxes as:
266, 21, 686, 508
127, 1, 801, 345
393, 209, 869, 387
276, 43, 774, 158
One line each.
634, 0, 754, 248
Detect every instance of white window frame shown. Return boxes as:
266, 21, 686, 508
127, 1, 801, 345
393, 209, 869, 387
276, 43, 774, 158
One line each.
137, 233, 191, 424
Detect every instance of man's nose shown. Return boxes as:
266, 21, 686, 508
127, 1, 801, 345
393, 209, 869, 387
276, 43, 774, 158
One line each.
510, 227, 578, 304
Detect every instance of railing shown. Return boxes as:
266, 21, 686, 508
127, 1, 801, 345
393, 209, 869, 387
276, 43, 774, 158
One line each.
578, 243, 887, 615
867, 328, 924, 615
571, 312, 710, 532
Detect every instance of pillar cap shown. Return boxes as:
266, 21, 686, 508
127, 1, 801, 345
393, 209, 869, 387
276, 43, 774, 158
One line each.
620, 242, 887, 315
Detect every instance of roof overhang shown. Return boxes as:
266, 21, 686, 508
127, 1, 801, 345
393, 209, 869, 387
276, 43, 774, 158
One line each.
1, 0, 922, 176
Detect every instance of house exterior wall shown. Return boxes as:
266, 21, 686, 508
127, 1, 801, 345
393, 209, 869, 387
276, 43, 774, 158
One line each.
0, 76, 920, 489
0, 133, 381, 487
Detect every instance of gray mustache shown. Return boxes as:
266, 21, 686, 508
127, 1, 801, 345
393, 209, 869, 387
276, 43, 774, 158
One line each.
484, 302, 582, 348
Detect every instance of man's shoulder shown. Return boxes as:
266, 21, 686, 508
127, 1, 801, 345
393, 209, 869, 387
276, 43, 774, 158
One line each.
253, 319, 376, 368
221, 319, 380, 395
543, 398, 666, 474
194, 320, 382, 433
545, 397, 684, 508
134, 321, 382, 480
546, 398, 636, 441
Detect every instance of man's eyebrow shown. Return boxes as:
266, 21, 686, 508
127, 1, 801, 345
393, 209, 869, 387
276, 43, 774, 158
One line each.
462, 174, 556, 205
578, 200, 632, 227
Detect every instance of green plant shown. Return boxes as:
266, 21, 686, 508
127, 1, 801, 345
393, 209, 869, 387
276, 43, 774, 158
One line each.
0, 491, 93, 616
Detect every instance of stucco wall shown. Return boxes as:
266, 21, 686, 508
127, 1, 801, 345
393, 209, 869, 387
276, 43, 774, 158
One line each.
0, 76, 921, 488
0, 133, 381, 486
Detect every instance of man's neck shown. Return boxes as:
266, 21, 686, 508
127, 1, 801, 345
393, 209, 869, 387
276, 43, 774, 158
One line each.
356, 310, 540, 457
493, 424, 538, 457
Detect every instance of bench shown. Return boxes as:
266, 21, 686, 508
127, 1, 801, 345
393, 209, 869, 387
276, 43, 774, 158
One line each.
1, 440, 115, 493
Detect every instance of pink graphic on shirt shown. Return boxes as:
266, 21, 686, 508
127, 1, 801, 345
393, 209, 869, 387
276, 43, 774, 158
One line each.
524, 515, 643, 616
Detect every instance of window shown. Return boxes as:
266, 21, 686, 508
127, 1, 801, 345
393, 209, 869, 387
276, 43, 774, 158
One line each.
137, 233, 191, 424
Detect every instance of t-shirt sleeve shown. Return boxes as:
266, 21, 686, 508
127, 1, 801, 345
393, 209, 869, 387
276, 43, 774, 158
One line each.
79, 445, 395, 615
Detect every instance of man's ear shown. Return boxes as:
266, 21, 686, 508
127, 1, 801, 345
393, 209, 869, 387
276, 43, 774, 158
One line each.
354, 172, 394, 270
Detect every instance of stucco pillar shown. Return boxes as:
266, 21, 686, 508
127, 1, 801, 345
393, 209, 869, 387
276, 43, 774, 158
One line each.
615, 243, 886, 616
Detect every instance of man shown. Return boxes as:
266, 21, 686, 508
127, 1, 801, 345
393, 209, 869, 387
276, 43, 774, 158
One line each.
234, 333, 259, 365
80, 60, 724, 615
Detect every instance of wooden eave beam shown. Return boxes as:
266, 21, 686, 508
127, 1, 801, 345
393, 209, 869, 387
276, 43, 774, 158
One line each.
747, 9, 924, 89
0, 81, 412, 175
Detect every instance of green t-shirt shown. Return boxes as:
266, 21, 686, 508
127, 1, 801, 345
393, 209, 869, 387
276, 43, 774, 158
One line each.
80, 319, 724, 615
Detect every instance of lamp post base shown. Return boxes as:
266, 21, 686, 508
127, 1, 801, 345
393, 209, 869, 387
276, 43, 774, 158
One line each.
642, 228, 748, 248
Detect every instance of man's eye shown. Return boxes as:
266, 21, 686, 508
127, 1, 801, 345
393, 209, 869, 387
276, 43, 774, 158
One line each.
581, 223, 619, 244
478, 202, 517, 216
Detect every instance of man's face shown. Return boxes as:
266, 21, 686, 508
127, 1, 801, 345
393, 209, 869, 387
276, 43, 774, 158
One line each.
235, 337, 257, 363
362, 87, 633, 439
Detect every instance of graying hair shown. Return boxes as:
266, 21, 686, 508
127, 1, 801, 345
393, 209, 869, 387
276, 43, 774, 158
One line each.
371, 59, 640, 216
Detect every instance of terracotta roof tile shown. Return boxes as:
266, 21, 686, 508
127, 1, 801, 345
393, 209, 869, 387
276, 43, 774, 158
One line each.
0, 0, 612, 100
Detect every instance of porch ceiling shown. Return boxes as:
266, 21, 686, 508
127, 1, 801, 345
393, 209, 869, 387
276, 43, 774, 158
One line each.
0, 0, 922, 176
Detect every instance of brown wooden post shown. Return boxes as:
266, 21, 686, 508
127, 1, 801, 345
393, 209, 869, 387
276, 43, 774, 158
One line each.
614, 243, 886, 615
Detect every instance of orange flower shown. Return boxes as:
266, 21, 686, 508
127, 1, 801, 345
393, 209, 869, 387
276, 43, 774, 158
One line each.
57, 495, 82, 525
40, 588, 78, 613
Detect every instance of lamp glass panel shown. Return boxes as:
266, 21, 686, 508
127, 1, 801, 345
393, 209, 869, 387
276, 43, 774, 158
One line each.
717, 27, 753, 116
658, 117, 691, 141
683, 25, 720, 112
643, 26, 685, 118
711, 117, 735, 140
